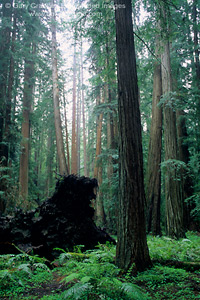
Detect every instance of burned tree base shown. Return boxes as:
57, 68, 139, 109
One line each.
0, 175, 115, 259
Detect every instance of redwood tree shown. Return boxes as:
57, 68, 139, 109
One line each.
160, 4, 185, 238
71, 44, 78, 174
146, 35, 162, 236
114, 0, 151, 271
51, 0, 68, 175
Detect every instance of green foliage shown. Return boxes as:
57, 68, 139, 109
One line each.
0, 235, 200, 299
148, 232, 200, 262
160, 159, 189, 181
58, 243, 147, 300
131, 265, 200, 300
0, 252, 52, 299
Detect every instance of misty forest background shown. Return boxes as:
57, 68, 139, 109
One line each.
0, 0, 200, 238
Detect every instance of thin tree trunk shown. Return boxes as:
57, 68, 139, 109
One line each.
81, 39, 88, 176
63, 94, 70, 174
51, 0, 68, 175
71, 44, 78, 174
114, 0, 151, 272
46, 126, 54, 197
94, 165, 106, 226
77, 73, 81, 176
4, 15, 16, 163
93, 92, 103, 180
93, 91, 105, 222
146, 36, 162, 236
93, 112, 103, 179
19, 43, 36, 208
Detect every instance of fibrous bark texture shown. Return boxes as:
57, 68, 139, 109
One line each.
146, 37, 162, 236
114, 0, 151, 271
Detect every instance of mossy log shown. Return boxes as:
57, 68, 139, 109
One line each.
0, 175, 115, 259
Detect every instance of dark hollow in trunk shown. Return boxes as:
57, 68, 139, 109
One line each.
0, 175, 115, 259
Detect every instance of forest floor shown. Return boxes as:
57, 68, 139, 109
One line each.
0, 232, 200, 300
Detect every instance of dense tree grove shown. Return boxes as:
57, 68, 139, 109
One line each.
0, 0, 199, 270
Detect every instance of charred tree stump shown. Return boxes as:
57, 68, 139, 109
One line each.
0, 175, 115, 259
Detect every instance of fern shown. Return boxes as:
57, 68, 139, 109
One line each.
17, 263, 32, 276
59, 243, 148, 300
98, 277, 148, 300
62, 272, 81, 284
121, 282, 147, 300
0, 269, 19, 289
32, 262, 50, 271
63, 282, 92, 299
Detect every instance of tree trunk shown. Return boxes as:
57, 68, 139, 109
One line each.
4, 15, 16, 163
19, 43, 36, 208
114, 0, 152, 272
63, 94, 70, 174
51, 0, 68, 176
46, 124, 54, 198
81, 39, 88, 176
0, 0, 13, 163
192, 0, 200, 151
93, 99, 103, 180
160, 6, 185, 238
76, 75, 81, 176
176, 110, 195, 229
193, 0, 200, 87
146, 36, 162, 236
93, 92, 105, 224
71, 44, 78, 174
94, 165, 106, 227
0, 7, 15, 214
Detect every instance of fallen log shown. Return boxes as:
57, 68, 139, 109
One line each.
0, 175, 115, 259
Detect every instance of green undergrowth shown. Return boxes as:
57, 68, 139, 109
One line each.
147, 231, 200, 262
0, 232, 199, 299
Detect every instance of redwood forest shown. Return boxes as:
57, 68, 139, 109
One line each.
0, 0, 200, 299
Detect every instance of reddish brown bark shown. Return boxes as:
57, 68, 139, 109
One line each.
81, 39, 88, 176
19, 43, 36, 207
51, 0, 68, 175
146, 36, 162, 236
71, 45, 78, 174
160, 5, 185, 238
114, 0, 151, 271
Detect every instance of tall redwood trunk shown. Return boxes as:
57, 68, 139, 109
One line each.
146, 36, 162, 236
76, 78, 81, 175
0, 9, 15, 213
81, 39, 88, 176
19, 43, 36, 208
192, 0, 200, 150
114, 0, 151, 271
51, 0, 68, 175
71, 44, 78, 174
176, 110, 195, 229
160, 5, 185, 238
63, 94, 70, 174
4, 15, 16, 162
94, 164, 106, 226
0, 0, 13, 162
93, 93, 103, 179
93, 95, 106, 225
193, 0, 200, 87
